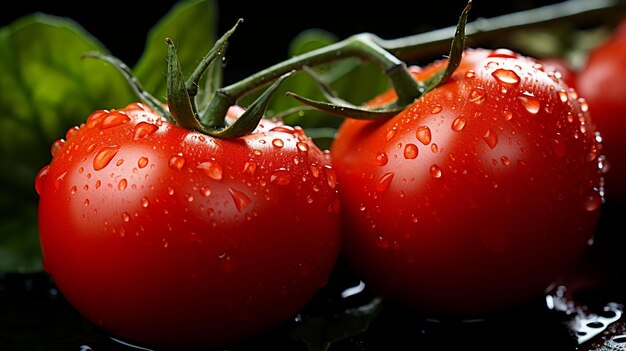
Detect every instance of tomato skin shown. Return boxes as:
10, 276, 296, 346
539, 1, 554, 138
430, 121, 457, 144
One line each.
539, 57, 578, 90
36, 103, 341, 348
331, 48, 603, 317
577, 19, 626, 203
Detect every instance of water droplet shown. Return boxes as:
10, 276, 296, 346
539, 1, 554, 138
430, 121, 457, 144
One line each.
583, 192, 602, 212
86, 110, 108, 129
296, 142, 309, 153
431, 105, 442, 114
35, 166, 50, 195
218, 253, 236, 273
243, 161, 257, 176
374, 152, 388, 166
50, 139, 65, 157
501, 156, 510, 166
197, 159, 223, 180
597, 155, 610, 174
121, 212, 130, 223
186, 194, 194, 202
324, 166, 337, 189
118, 179, 127, 191
451, 116, 467, 131
270, 125, 296, 134
65, 126, 79, 140
468, 87, 487, 104
271, 168, 291, 185
200, 186, 211, 197
272, 138, 284, 148
503, 110, 513, 121
403, 144, 419, 159
376, 172, 394, 192
99, 111, 130, 129
483, 129, 498, 149
133, 122, 159, 140
430, 165, 442, 178
93, 146, 120, 171
168, 154, 186, 171
488, 48, 518, 58
141, 197, 149, 208
386, 128, 397, 141
558, 90, 569, 103
416, 126, 432, 145
228, 187, 252, 213
465, 70, 476, 79
310, 164, 321, 178
137, 157, 149, 169
491, 68, 520, 85
518, 93, 540, 114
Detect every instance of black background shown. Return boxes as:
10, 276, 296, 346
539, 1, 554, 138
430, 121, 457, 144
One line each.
0, 0, 567, 84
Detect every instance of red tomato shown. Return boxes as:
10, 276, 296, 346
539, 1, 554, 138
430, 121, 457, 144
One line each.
35, 103, 341, 348
577, 18, 626, 203
539, 57, 578, 90
331, 48, 604, 317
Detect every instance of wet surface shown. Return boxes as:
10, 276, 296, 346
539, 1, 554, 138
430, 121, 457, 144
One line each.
1, 202, 625, 351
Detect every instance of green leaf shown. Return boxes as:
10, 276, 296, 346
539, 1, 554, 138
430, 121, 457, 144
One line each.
0, 14, 136, 272
133, 0, 217, 101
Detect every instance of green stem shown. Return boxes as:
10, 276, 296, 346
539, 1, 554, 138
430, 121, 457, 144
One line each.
202, 0, 624, 126
201, 34, 420, 128
380, 0, 626, 60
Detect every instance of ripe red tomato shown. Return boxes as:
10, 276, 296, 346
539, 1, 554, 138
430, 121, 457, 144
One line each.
35, 103, 341, 348
331, 48, 604, 317
577, 18, 626, 203
539, 57, 578, 90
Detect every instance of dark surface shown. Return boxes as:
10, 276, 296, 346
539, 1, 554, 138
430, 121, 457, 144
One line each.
1, 201, 626, 351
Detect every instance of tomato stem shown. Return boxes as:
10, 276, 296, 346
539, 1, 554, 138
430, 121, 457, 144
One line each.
381, 0, 626, 61
201, 33, 423, 127
202, 0, 625, 125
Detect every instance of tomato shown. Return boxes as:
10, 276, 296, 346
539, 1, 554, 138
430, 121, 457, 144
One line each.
35, 103, 341, 348
539, 57, 578, 90
576, 18, 626, 203
331, 48, 604, 317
